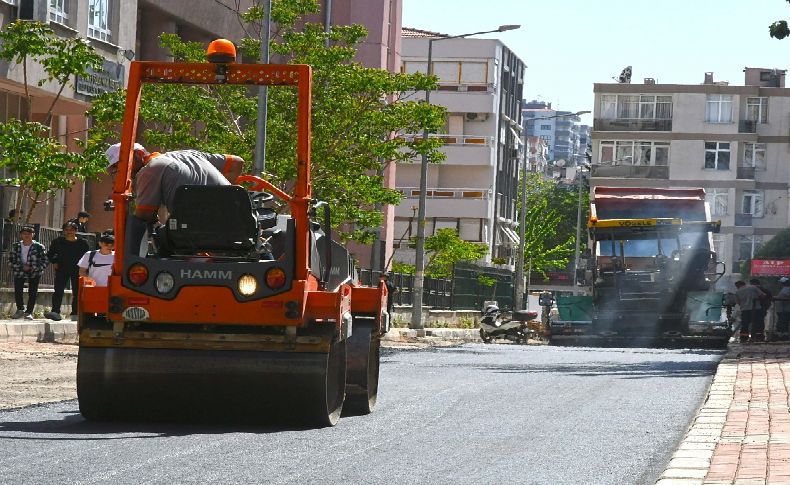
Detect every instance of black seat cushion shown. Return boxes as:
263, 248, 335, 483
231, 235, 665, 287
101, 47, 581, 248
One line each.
164, 185, 257, 253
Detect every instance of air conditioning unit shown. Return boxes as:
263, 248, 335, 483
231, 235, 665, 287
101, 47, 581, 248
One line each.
465, 113, 489, 122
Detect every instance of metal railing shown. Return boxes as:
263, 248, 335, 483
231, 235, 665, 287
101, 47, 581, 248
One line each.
0, 221, 97, 288
593, 118, 672, 132
397, 187, 490, 199
400, 133, 495, 146
736, 166, 756, 180
738, 120, 757, 133
591, 164, 669, 179
734, 213, 753, 227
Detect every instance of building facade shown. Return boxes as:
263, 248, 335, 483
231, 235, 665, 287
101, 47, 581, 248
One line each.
591, 68, 790, 286
395, 30, 526, 267
522, 100, 590, 166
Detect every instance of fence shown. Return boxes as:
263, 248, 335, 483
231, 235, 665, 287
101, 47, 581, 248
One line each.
360, 262, 517, 311
0, 220, 98, 288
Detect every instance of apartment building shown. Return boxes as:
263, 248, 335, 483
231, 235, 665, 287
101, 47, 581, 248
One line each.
591, 68, 790, 286
395, 29, 526, 267
0, 0, 138, 228
525, 135, 548, 173
522, 100, 590, 165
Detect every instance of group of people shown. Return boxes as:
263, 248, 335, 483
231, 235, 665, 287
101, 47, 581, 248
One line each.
734, 276, 790, 342
10, 222, 114, 321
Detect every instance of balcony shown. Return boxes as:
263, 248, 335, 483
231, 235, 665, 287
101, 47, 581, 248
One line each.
593, 118, 672, 132
736, 166, 756, 180
590, 164, 669, 179
400, 134, 496, 166
738, 120, 757, 133
734, 213, 753, 226
436, 82, 496, 93
396, 187, 491, 219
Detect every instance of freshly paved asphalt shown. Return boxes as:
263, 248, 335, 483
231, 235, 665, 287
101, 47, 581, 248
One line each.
0, 343, 723, 485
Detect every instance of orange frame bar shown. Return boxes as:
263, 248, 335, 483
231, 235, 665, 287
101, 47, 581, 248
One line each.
113, 61, 312, 282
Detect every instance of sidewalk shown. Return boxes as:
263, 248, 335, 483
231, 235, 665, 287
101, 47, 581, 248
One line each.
657, 342, 790, 485
0, 317, 77, 342
0, 318, 480, 344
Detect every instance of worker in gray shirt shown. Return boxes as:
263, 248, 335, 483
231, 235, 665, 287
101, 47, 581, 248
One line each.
774, 276, 790, 341
105, 143, 245, 254
735, 280, 766, 343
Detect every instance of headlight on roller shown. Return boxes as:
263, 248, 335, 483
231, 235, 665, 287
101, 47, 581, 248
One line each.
238, 274, 258, 296
154, 271, 175, 294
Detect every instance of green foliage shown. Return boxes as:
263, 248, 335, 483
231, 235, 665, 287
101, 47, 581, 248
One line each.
87, 0, 446, 244
392, 261, 415, 275
769, 2, 790, 40
423, 228, 488, 278
0, 21, 107, 222
755, 226, 790, 258
515, 173, 582, 277
477, 275, 496, 287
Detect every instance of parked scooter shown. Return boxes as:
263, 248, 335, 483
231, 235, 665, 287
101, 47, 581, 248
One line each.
479, 304, 538, 344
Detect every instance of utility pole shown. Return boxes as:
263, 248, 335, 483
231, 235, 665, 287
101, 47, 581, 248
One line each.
254, 0, 272, 175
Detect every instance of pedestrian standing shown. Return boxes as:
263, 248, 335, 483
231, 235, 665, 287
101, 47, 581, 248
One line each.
45, 221, 89, 321
77, 233, 115, 287
67, 211, 90, 233
8, 226, 48, 319
774, 276, 790, 341
735, 280, 766, 343
380, 273, 398, 315
750, 278, 772, 342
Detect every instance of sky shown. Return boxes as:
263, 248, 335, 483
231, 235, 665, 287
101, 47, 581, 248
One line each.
401, 0, 790, 126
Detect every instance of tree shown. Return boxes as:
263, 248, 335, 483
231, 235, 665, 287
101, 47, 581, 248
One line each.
423, 228, 488, 278
0, 21, 108, 223
390, 229, 487, 277
770, 0, 790, 39
516, 172, 583, 277
755, 226, 790, 258
87, 0, 446, 243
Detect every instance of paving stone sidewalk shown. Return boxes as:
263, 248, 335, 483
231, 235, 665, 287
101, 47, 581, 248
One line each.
658, 342, 790, 485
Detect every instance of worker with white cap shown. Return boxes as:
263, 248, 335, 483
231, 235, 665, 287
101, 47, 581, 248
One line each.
104, 142, 245, 254
775, 276, 790, 341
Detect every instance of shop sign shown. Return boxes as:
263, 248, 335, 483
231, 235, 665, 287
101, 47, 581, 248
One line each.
76, 59, 124, 96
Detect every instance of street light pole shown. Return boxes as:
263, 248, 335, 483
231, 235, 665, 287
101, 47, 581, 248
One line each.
411, 24, 520, 330
254, 0, 272, 174
572, 167, 586, 295
513, 110, 590, 310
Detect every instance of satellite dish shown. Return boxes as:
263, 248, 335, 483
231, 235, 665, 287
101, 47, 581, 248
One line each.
614, 66, 632, 84
555, 159, 566, 167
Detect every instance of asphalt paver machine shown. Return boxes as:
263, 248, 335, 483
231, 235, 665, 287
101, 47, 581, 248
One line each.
76, 41, 387, 426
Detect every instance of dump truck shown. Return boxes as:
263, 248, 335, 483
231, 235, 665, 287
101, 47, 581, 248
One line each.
76, 40, 387, 426
543, 187, 730, 347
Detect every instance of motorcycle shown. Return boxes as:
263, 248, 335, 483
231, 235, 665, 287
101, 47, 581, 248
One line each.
479, 304, 538, 344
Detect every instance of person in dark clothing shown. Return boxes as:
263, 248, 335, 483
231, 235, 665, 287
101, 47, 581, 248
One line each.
9, 226, 49, 319
45, 221, 89, 321
380, 273, 398, 314
67, 211, 90, 233
750, 278, 772, 342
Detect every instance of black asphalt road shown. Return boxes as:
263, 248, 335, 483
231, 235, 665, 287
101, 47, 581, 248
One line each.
0, 343, 723, 485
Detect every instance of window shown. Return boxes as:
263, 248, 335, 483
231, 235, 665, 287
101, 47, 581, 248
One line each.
742, 190, 764, 217
738, 235, 763, 260
711, 234, 725, 259
743, 143, 766, 169
600, 140, 669, 165
599, 94, 672, 120
539, 124, 551, 130
705, 95, 732, 123
49, 0, 68, 24
88, 0, 111, 42
704, 142, 730, 170
705, 188, 728, 216
746, 97, 768, 123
